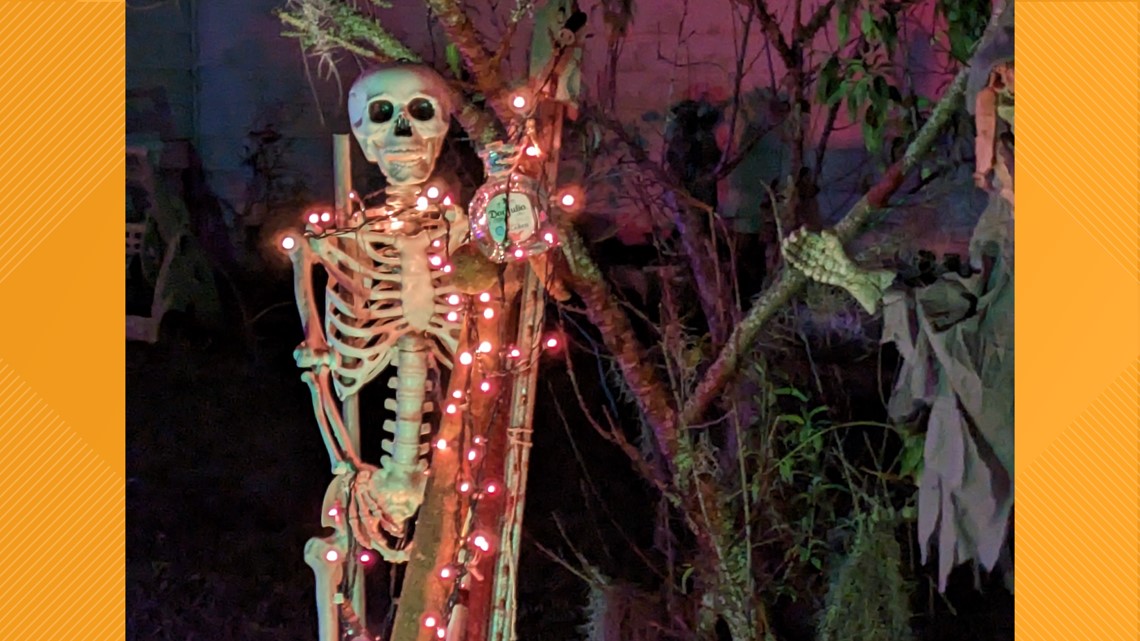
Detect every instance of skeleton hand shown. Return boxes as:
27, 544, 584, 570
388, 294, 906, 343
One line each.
781, 227, 896, 315
322, 470, 413, 563
345, 466, 422, 557
294, 341, 337, 370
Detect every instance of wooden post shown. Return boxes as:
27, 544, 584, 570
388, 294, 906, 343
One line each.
332, 133, 367, 627
390, 270, 525, 641
486, 266, 544, 641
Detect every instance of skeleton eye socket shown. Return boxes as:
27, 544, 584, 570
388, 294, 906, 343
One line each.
369, 100, 394, 124
408, 98, 436, 122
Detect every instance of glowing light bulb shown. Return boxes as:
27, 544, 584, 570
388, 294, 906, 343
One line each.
435, 438, 448, 450
437, 628, 447, 639
467, 449, 478, 461
446, 403, 458, 414
478, 292, 491, 303
440, 566, 453, 579
452, 390, 463, 399
320, 212, 332, 223
560, 193, 576, 207
525, 145, 540, 157
430, 255, 443, 267
423, 615, 438, 628
443, 195, 453, 206
325, 550, 339, 562
483, 308, 494, 320
447, 311, 459, 322
478, 341, 492, 353
459, 481, 471, 493
514, 248, 525, 259
327, 507, 339, 517
432, 239, 442, 248
448, 294, 461, 305
359, 552, 372, 563
459, 352, 473, 365
472, 534, 491, 552
473, 436, 484, 445
485, 482, 498, 494
508, 347, 521, 358
511, 94, 527, 109
415, 196, 429, 211
349, 191, 357, 199
480, 381, 491, 393
546, 337, 559, 348
426, 185, 441, 199
544, 232, 556, 243
308, 212, 320, 224
442, 264, 453, 273
280, 236, 297, 251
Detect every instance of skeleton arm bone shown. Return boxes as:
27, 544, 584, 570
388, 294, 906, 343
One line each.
290, 240, 329, 352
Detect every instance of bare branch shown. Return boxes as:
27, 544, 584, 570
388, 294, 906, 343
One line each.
680, 67, 970, 427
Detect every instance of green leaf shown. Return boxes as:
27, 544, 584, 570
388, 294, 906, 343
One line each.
860, 10, 876, 40
818, 56, 842, 104
781, 414, 806, 426
775, 387, 809, 402
862, 120, 878, 153
680, 565, 696, 593
810, 556, 823, 570
445, 43, 462, 78
899, 437, 925, 479
838, 2, 850, 44
872, 75, 888, 100
779, 458, 794, 483
807, 405, 830, 419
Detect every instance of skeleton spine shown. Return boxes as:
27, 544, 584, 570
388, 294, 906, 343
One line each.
389, 334, 431, 471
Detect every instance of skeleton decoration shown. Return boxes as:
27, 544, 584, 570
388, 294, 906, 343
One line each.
347, 64, 454, 186
781, 228, 896, 315
288, 63, 468, 641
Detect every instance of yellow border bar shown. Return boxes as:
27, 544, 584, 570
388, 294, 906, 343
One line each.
1018, 1, 1139, 639
0, 0, 1135, 639
0, 2, 125, 639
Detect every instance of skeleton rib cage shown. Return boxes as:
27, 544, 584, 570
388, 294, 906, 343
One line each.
292, 202, 469, 557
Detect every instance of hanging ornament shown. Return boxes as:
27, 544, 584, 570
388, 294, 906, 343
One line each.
468, 142, 557, 262
449, 243, 501, 294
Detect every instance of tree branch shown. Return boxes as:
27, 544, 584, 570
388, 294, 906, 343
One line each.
425, 0, 514, 121
557, 227, 681, 466
680, 67, 969, 427
748, 0, 794, 64
799, 0, 838, 41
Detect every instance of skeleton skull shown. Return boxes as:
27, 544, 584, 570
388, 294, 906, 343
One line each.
348, 64, 454, 186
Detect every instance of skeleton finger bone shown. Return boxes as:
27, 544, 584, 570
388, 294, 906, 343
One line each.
781, 227, 895, 315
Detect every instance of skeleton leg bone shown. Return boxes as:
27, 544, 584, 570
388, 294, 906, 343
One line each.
304, 533, 349, 641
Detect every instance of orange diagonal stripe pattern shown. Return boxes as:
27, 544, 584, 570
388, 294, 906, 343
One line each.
0, 2, 125, 641
1018, 362, 1140, 640
0, 2, 124, 284
0, 359, 123, 640
1017, 1, 1140, 640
